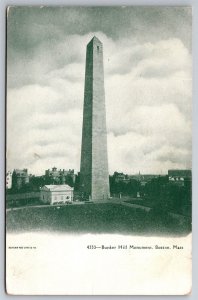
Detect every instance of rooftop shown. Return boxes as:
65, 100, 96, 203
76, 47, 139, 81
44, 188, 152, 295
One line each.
43, 184, 73, 191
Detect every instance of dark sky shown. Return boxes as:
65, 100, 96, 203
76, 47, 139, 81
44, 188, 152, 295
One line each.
8, 6, 191, 65
7, 7, 192, 175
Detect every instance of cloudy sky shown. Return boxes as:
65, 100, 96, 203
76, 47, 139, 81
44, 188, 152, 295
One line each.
7, 6, 192, 175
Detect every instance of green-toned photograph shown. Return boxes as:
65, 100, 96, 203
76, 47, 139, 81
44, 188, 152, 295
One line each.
6, 6, 192, 295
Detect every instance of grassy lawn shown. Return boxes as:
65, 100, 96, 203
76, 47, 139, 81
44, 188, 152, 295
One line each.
124, 198, 192, 217
6, 203, 191, 236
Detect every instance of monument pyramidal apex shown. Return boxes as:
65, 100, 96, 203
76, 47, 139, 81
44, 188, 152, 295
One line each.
80, 36, 110, 201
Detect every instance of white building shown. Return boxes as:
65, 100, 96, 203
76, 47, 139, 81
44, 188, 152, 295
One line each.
40, 185, 74, 205
6, 171, 12, 189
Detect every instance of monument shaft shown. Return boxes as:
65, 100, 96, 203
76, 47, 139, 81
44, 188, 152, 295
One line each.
80, 37, 109, 201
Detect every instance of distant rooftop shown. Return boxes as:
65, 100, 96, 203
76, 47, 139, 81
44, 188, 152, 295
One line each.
43, 184, 73, 191
168, 169, 192, 177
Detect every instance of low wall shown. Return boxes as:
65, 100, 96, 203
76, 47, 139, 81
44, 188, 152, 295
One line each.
6, 192, 40, 201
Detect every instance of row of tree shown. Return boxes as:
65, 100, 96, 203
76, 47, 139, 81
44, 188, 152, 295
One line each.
7, 172, 192, 216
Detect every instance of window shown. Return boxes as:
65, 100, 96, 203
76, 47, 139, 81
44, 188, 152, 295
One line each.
97, 46, 99, 53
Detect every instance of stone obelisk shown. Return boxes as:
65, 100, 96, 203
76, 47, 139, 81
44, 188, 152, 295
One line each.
80, 36, 109, 201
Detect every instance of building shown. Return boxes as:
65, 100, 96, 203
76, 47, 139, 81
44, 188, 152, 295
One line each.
168, 169, 192, 186
6, 171, 12, 189
130, 174, 160, 186
168, 169, 192, 179
45, 167, 75, 185
80, 36, 110, 201
12, 169, 29, 190
112, 172, 159, 186
112, 172, 130, 183
40, 184, 74, 205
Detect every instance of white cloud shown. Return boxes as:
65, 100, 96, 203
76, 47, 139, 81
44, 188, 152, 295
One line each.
7, 32, 192, 175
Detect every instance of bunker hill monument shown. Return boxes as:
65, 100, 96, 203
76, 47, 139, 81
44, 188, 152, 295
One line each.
80, 36, 110, 201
